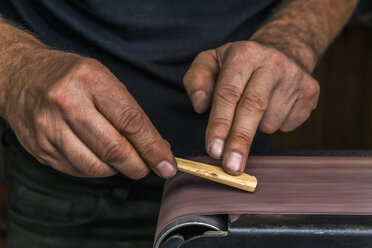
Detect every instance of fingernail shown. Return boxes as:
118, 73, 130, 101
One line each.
225, 152, 242, 173
156, 161, 176, 178
191, 91, 207, 113
209, 138, 224, 159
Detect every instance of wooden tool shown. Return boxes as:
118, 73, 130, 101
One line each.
175, 157, 257, 192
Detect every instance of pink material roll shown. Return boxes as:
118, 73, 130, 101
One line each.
156, 156, 372, 238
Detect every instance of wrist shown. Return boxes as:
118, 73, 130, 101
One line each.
250, 21, 318, 72
0, 45, 81, 119
0, 28, 46, 117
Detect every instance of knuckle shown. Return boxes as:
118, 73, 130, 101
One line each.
231, 131, 253, 146
84, 160, 107, 177
46, 61, 102, 109
73, 58, 103, 78
141, 139, 160, 157
232, 42, 255, 58
70, 58, 112, 89
216, 84, 242, 105
239, 90, 267, 114
300, 80, 320, 101
267, 50, 287, 71
222, 64, 249, 82
47, 84, 67, 106
117, 108, 145, 135
289, 65, 306, 82
47, 84, 81, 114
101, 140, 128, 164
235, 41, 252, 50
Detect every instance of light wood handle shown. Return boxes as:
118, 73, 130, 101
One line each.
175, 157, 257, 192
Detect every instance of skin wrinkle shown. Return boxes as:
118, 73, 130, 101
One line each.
0, 1, 359, 179
0, 16, 177, 179
183, 0, 358, 175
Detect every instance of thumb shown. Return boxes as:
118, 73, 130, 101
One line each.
183, 49, 219, 114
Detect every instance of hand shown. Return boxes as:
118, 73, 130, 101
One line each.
183, 41, 319, 175
3, 49, 176, 179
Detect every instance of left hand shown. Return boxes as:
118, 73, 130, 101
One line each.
183, 41, 319, 175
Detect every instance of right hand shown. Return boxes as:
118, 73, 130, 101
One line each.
2, 49, 177, 179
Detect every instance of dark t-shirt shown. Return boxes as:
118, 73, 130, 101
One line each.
0, 0, 277, 186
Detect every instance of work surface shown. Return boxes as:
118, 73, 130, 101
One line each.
156, 156, 372, 238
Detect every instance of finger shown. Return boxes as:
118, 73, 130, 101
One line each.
62, 102, 153, 179
279, 100, 313, 132
280, 80, 319, 132
222, 68, 277, 175
48, 121, 120, 178
45, 152, 96, 178
183, 50, 219, 114
258, 80, 299, 134
93, 79, 177, 178
24, 134, 83, 176
205, 56, 255, 159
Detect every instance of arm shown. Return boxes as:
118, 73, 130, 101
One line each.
183, 0, 358, 175
251, 0, 358, 71
0, 17, 176, 179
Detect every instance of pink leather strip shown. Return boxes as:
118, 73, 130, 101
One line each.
156, 156, 372, 237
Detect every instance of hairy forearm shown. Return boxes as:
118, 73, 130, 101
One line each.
0, 17, 78, 118
0, 18, 45, 114
250, 0, 358, 71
